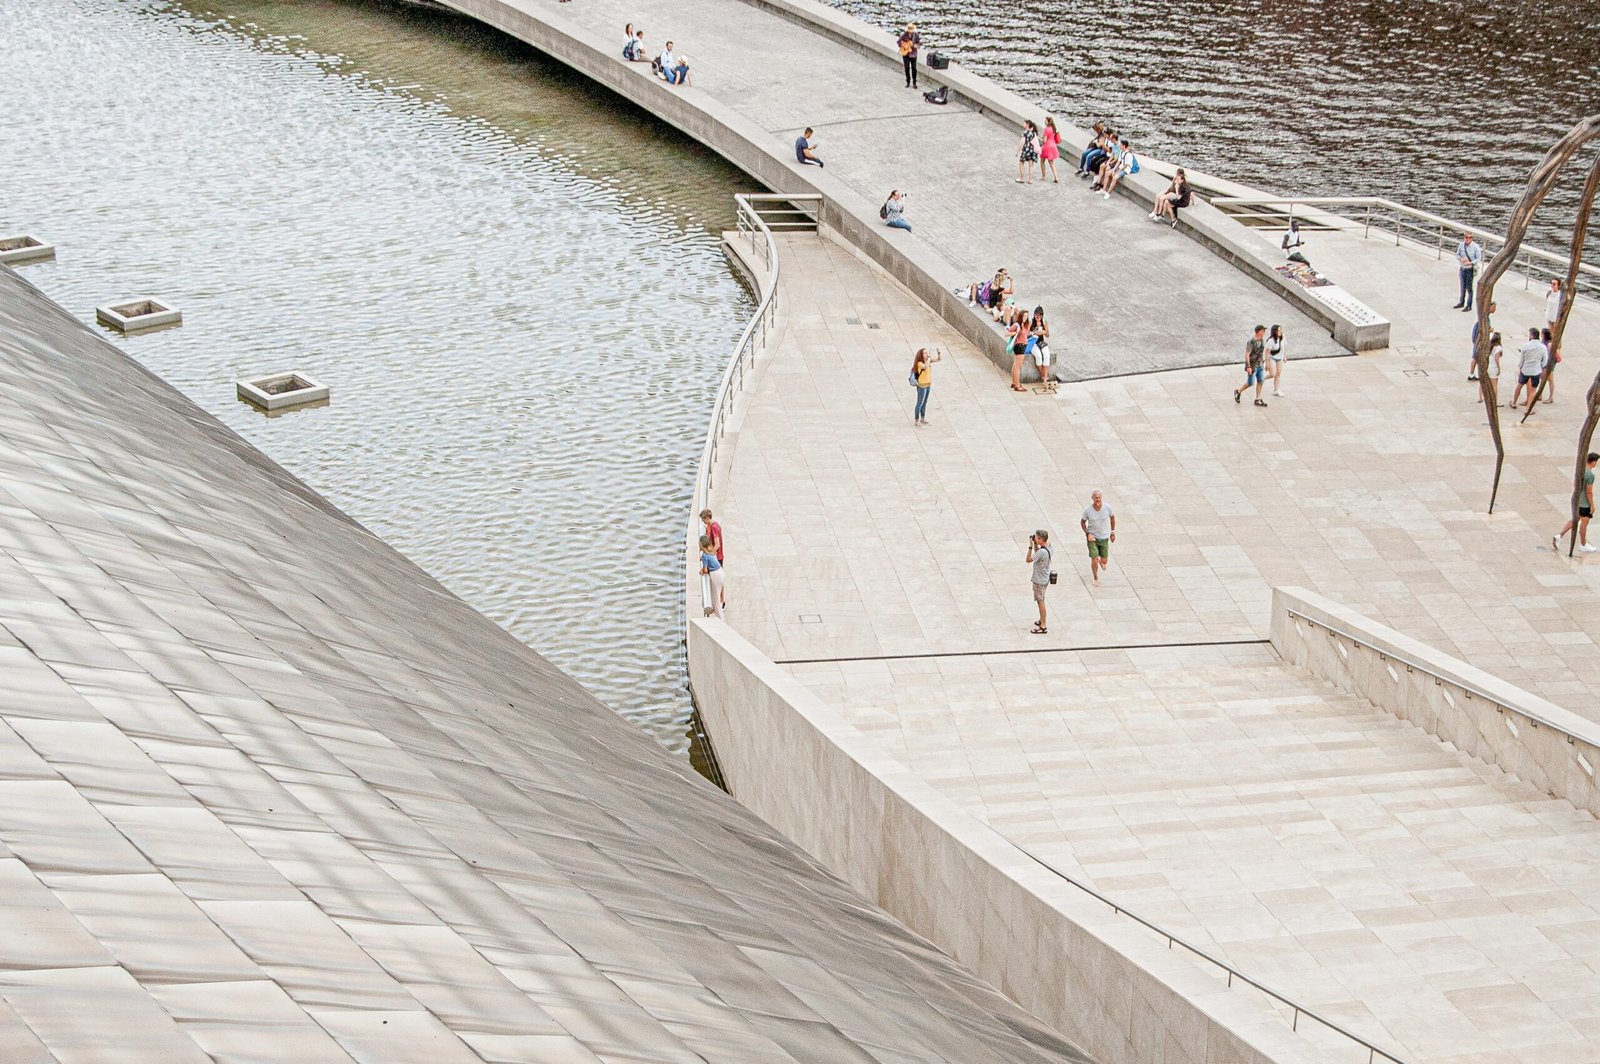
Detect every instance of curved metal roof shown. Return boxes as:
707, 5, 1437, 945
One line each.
0, 267, 1090, 1064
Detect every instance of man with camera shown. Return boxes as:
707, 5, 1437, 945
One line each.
1026, 529, 1053, 634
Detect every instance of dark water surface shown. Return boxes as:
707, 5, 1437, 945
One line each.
3, 0, 754, 758
832, 0, 1600, 250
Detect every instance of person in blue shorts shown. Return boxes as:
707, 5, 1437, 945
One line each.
1233, 325, 1269, 407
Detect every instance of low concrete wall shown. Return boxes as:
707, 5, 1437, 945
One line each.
689, 615, 1323, 1064
734, 0, 1387, 353
1272, 586, 1600, 816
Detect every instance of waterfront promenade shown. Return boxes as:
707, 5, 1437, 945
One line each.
446, 0, 1347, 376
707, 221, 1600, 1064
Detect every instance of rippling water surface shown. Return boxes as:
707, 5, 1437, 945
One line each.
2, 0, 754, 759
832, 0, 1600, 251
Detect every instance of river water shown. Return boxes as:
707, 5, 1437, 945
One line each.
2, 0, 753, 760
832, 0, 1600, 253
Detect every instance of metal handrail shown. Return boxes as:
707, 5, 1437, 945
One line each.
686, 194, 820, 613
1210, 195, 1600, 297
1286, 607, 1600, 753
1011, 842, 1409, 1064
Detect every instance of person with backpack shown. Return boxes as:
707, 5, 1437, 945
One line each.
881, 189, 911, 231
898, 23, 921, 88
910, 347, 941, 425
1097, 139, 1138, 199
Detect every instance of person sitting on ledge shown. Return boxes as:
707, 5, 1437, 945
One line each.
882, 189, 911, 231
1079, 129, 1112, 180
623, 27, 647, 61
1096, 138, 1138, 199
656, 42, 690, 85
795, 128, 824, 168
1075, 121, 1106, 176
1150, 168, 1191, 227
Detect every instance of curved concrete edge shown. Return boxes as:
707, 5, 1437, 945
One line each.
687, 615, 1328, 1064
734, 0, 1387, 354
1272, 586, 1600, 818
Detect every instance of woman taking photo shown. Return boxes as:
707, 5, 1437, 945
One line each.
911, 347, 941, 425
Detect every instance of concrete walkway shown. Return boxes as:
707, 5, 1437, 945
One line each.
722, 229, 1600, 710
502, 0, 1346, 376
712, 226, 1600, 1063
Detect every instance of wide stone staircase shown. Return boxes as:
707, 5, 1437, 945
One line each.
794, 642, 1600, 1063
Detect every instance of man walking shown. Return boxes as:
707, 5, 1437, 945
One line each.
898, 23, 921, 88
1453, 232, 1482, 311
1509, 327, 1548, 412
1026, 529, 1052, 634
1554, 452, 1598, 554
794, 128, 824, 168
1080, 490, 1115, 586
1233, 325, 1269, 407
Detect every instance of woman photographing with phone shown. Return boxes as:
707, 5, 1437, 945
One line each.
911, 347, 941, 426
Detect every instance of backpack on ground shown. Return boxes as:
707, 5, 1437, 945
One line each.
923, 86, 948, 105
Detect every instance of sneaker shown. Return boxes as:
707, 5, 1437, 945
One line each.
1273, 390, 1284, 397
1584, 544, 1598, 554
1099, 190, 1111, 199
1467, 374, 1478, 381
1553, 534, 1561, 551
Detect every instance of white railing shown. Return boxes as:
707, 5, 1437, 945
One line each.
687, 194, 819, 614
1211, 195, 1600, 298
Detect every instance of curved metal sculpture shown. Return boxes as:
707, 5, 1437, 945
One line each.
1472, 115, 1600, 518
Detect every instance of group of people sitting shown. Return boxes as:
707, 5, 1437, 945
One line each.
960, 268, 1054, 392
1073, 122, 1140, 200
1075, 121, 1191, 227
622, 23, 690, 85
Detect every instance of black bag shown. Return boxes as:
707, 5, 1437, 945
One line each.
922, 86, 948, 105
879, 201, 890, 220
927, 51, 950, 70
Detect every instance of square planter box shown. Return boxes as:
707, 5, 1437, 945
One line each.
96, 297, 181, 333
0, 235, 55, 265
237, 371, 330, 412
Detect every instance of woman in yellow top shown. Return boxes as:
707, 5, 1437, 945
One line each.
911, 347, 941, 425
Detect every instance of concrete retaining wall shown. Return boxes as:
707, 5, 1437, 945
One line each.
688, 615, 1324, 1064
1272, 586, 1600, 817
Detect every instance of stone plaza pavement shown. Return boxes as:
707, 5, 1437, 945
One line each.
711, 226, 1600, 1064
512, 0, 1345, 375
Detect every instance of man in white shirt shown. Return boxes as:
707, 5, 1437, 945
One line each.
1509, 327, 1548, 412
1453, 233, 1483, 312
1547, 278, 1564, 332
1080, 490, 1116, 586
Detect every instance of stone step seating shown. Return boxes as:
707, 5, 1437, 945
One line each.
800, 643, 1600, 1062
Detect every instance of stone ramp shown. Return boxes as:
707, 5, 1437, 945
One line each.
499, 0, 1347, 376
789, 642, 1600, 1064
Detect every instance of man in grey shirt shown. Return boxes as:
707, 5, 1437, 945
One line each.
1080, 490, 1116, 586
1453, 232, 1483, 312
1026, 529, 1052, 634
1509, 327, 1548, 412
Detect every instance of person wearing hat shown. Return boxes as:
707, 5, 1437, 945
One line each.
898, 23, 921, 88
